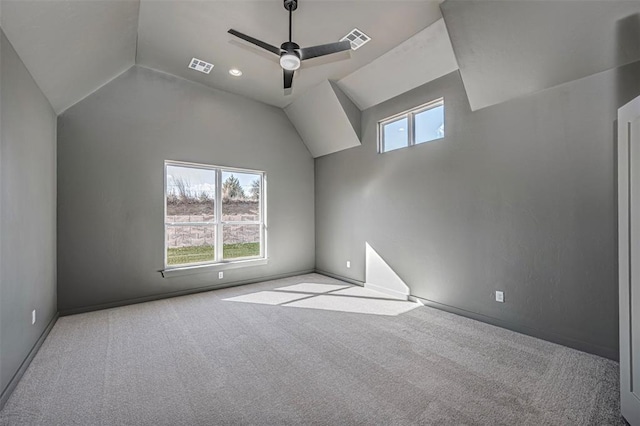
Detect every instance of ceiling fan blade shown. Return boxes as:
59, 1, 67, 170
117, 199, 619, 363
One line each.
284, 69, 294, 89
299, 40, 352, 61
228, 29, 281, 56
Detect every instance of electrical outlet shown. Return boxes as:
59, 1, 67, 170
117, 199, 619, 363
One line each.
31, 310, 36, 325
495, 291, 505, 303
218, 271, 223, 279
346, 261, 351, 268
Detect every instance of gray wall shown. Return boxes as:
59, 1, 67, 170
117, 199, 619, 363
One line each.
0, 29, 57, 398
316, 62, 640, 360
57, 66, 314, 313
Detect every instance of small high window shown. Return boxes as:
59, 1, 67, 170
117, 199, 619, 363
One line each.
164, 161, 265, 269
378, 98, 444, 153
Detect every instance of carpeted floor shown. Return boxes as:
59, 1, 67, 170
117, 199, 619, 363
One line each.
0, 273, 627, 425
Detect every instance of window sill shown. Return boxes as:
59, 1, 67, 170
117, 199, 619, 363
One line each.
160, 258, 268, 278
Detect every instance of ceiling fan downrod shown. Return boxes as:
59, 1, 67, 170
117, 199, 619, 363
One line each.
284, 0, 297, 42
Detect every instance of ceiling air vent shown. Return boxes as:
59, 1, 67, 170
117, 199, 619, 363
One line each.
188, 58, 214, 74
341, 28, 371, 50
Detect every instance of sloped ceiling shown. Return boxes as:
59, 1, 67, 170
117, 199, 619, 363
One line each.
442, 0, 640, 111
285, 80, 361, 158
6, 1, 640, 120
136, 0, 443, 109
1, 0, 140, 114
338, 18, 458, 110
1, 0, 453, 116
286, 16, 458, 158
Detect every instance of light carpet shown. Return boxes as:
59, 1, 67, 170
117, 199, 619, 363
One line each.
0, 273, 626, 425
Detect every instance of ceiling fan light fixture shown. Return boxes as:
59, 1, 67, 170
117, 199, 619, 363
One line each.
280, 53, 301, 71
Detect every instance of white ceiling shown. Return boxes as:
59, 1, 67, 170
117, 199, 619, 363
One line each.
442, 0, 640, 111
1, 0, 140, 114
338, 18, 458, 110
0, 0, 450, 113
136, 0, 443, 108
285, 80, 361, 157
5, 0, 639, 118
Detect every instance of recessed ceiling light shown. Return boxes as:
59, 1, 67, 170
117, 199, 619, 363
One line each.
398, 128, 405, 132
229, 69, 243, 77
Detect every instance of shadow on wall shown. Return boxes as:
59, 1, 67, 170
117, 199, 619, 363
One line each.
616, 13, 640, 109
364, 242, 411, 301
614, 13, 640, 268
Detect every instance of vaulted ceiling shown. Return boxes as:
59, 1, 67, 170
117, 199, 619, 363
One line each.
441, 0, 640, 111
136, 0, 443, 109
1, 0, 139, 114
1, 0, 450, 114
2, 0, 640, 155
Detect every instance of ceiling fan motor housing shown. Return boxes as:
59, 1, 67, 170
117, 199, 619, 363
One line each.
281, 41, 300, 56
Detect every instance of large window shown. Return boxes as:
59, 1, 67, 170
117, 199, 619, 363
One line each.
164, 161, 265, 268
378, 98, 444, 153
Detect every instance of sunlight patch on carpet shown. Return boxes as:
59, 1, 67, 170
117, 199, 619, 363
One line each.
224, 282, 421, 316
274, 283, 351, 294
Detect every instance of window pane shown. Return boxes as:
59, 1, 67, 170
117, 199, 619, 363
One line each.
166, 225, 216, 265
415, 104, 444, 144
222, 171, 261, 222
382, 117, 408, 152
166, 165, 216, 222
223, 224, 260, 259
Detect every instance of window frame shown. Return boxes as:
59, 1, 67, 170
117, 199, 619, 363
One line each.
378, 97, 444, 153
163, 160, 267, 272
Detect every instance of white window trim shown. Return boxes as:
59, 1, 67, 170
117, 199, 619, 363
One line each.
378, 97, 444, 153
162, 160, 267, 276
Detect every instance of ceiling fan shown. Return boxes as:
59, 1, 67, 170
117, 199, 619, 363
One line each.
228, 0, 352, 90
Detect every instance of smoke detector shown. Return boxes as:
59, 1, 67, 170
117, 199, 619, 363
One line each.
188, 58, 214, 74
341, 28, 371, 50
